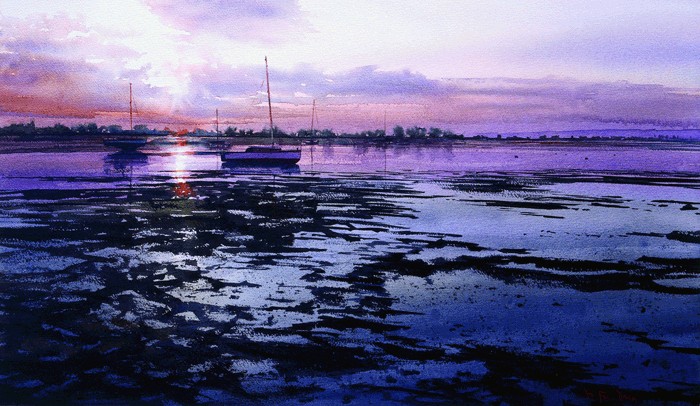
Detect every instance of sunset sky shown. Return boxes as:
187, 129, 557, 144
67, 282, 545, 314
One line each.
0, 0, 698, 133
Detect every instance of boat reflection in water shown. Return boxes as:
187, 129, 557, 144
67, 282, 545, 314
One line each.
221, 161, 300, 175
221, 145, 301, 165
103, 151, 149, 175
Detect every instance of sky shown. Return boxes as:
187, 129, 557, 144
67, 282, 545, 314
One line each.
0, 0, 698, 133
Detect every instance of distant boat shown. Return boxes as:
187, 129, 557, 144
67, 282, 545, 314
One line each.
302, 100, 320, 144
207, 108, 228, 149
221, 57, 301, 165
104, 83, 148, 152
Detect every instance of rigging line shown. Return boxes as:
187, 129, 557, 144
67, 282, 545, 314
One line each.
257, 80, 265, 106
311, 99, 315, 132
133, 84, 141, 115
130, 84, 139, 118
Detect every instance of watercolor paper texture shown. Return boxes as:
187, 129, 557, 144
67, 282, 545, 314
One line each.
0, 1, 698, 404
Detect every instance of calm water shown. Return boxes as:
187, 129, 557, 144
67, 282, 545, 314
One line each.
0, 141, 698, 404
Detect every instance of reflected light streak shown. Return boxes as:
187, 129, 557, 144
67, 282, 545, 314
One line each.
171, 142, 195, 198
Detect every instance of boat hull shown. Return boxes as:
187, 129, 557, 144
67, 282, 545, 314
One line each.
206, 139, 228, 150
221, 149, 301, 165
104, 138, 148, 152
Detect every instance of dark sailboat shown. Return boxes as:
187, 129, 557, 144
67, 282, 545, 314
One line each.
103, 83, 148, 152
206, 109, 228, 149
221, 57, 301, 165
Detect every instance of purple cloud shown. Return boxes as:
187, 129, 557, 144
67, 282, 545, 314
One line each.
0, 7, 698, 133
143, 0, 309, 42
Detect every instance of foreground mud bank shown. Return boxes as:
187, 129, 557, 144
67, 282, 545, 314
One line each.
0, 165, 698, 404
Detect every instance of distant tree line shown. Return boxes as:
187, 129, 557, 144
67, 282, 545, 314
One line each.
214, 125, 463, 140
0, 121, 693, 142
0, 121, 162, 136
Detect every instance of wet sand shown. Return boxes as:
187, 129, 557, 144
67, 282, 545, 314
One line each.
0, 142, 698, 404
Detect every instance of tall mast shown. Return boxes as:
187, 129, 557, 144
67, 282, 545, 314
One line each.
265, 56, 274, 144
311, 99, 316, 135
384, 109, 387, 136
215, 108, 219, 134
129, 82, 133, 131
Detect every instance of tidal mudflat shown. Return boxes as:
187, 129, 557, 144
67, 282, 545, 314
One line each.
0, 141, 698, 404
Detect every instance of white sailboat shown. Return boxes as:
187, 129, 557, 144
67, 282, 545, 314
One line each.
221, 57, 301, 165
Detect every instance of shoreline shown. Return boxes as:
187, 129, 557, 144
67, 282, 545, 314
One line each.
0, 134, 699, 155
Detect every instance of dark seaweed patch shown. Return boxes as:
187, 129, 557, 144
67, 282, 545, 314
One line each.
1, 169, 698, 404
667, 231, 700, 244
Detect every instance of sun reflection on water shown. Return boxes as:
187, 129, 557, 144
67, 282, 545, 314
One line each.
171, 142, 195, 198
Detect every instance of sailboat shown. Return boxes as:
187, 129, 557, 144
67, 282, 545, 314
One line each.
207, 109, 228, 149
305, 99, 319, 145
104, 82, 148, 151
221, 57, 301, 165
